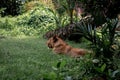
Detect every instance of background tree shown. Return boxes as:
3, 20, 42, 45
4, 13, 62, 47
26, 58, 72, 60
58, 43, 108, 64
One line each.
51, 0, 76, 24
80, 0, 120, 26
0, 0, 22, 16
51, 0, 120, 26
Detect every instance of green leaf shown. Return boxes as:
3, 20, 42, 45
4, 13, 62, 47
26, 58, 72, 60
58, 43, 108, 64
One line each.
49, 72, 57, 80
60, 60, 66, 68
100, 63, 106, 72
56, 60, 66, 68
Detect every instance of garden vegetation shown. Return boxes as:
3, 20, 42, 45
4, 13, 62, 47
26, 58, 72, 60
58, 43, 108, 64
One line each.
0, 0, 120, 80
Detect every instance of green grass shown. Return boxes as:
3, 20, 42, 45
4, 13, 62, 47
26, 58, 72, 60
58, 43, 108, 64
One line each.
0, 35, 84, 80
0, 35, 120, 80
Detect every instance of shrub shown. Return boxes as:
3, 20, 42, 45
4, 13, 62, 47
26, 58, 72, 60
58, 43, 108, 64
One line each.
76, 18, 120, 79
17, 5, 56, 32
0, 17, 15, 30
0, 4, 60, 36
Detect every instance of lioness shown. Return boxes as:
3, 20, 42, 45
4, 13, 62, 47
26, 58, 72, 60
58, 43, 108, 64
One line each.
46, 36, 88, 57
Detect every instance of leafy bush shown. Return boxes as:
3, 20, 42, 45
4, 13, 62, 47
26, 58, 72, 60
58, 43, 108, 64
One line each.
42, 54, 95, 80
76, 19, 120, 79
47, 8, 69, 28
0, 17, 14, 30
0, 2, 71, 37
17, 5, 69, 33
17, 5, 56, 32
0, 4, 66, 36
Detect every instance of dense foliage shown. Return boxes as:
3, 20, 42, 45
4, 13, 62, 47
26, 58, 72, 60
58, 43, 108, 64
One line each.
0, 0, 23, 16
76, 19, 120, 79
80, 0, 120, 26
51, 0, 120, 26
0, 5, 56, 36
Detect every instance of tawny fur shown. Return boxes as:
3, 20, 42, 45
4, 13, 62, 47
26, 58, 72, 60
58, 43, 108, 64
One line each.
46, 36, 88, 57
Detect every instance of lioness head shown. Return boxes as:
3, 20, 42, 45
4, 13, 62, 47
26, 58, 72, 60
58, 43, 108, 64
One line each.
46, 35, 58, 48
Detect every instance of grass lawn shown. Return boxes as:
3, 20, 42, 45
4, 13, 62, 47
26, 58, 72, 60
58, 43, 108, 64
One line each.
0, 35, 89, 80
0, 35, 120, 80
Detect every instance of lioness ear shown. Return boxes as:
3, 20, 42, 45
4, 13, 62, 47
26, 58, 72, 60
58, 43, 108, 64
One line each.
53, 35, 58, 43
